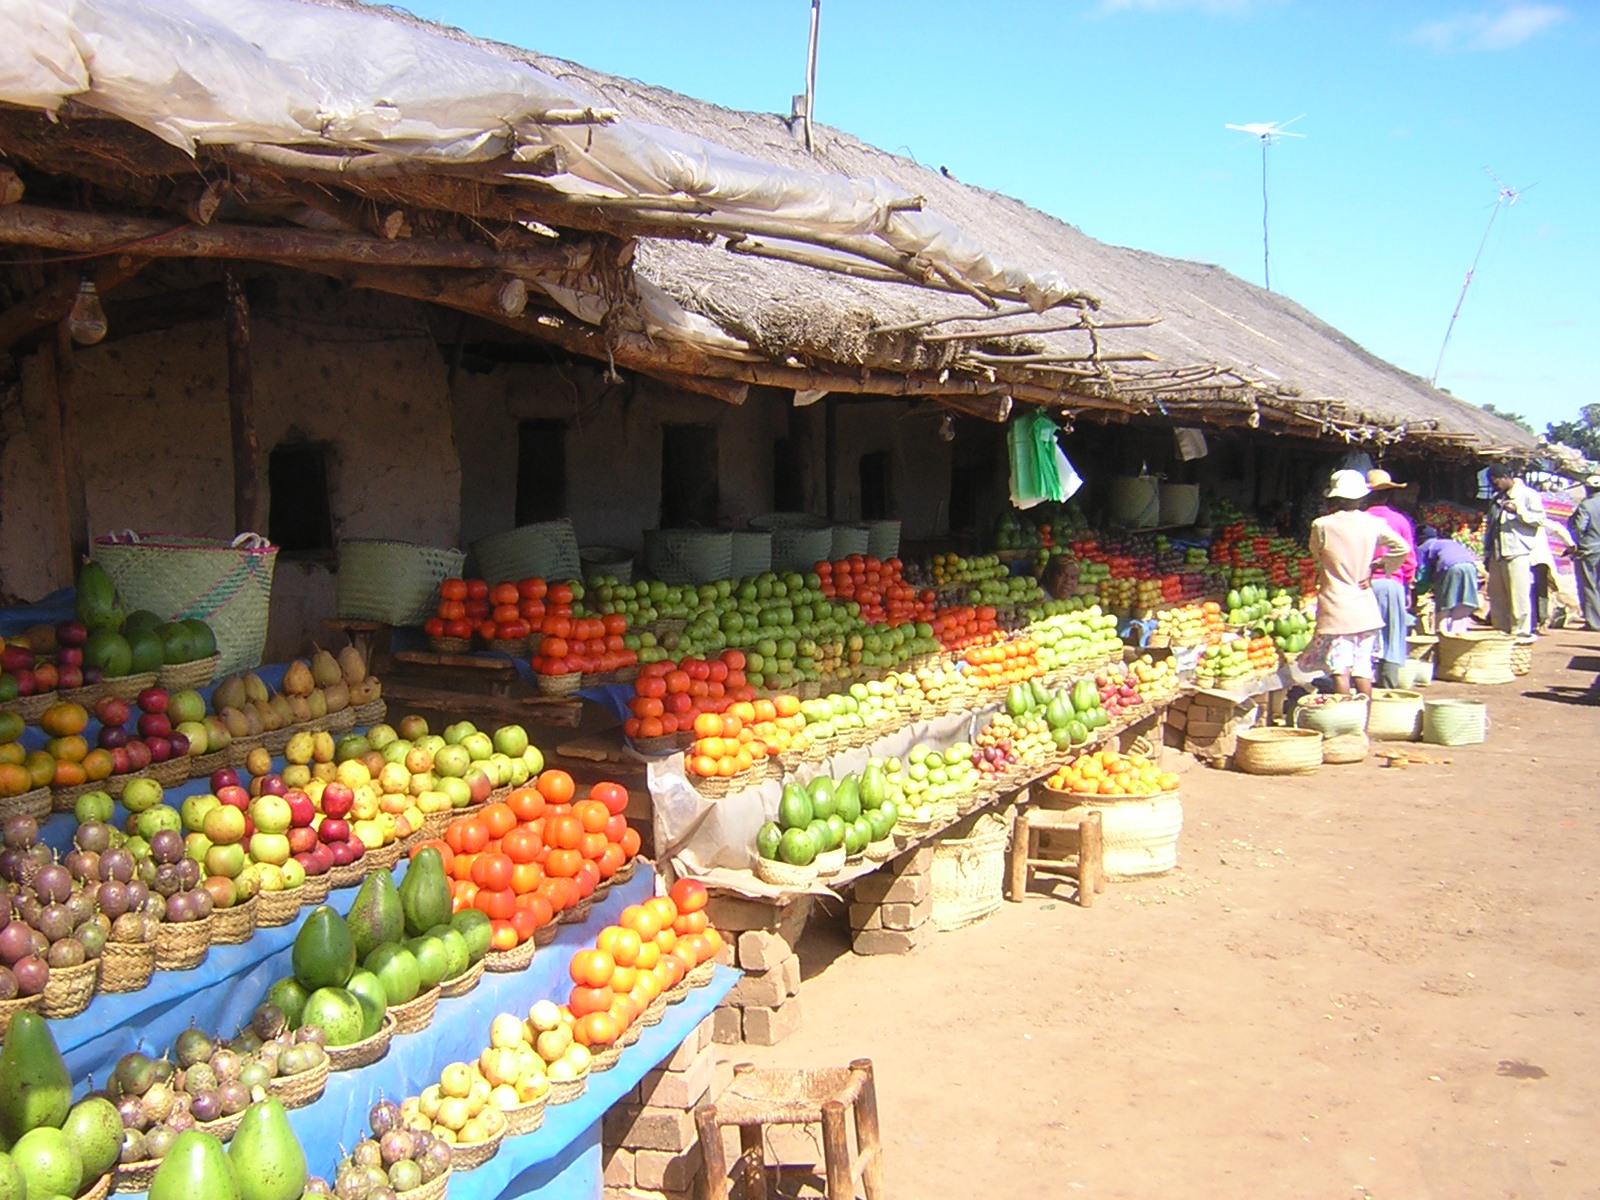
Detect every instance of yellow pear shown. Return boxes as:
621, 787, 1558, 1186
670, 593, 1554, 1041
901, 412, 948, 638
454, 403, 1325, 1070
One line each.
338, 645, 368, 685
283, 659, 314, 697
222, 706, 251, 738
311, 646, 342, 688
307, 689, 328, 719
214, 675, 248, 712
244, 673, 270, 704
323, 681, 350, 713
287, 695, 312, 723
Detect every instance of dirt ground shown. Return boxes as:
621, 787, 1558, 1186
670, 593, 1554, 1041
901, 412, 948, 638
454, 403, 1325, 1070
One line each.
727, 629, 1600, 1199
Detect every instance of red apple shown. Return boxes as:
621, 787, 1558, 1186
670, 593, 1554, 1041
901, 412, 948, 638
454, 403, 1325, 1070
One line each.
284, 790, 315, 828
57, 647, 83, 667
95, 696, 131, 728
56, 665, 83, 690
293, 851, 322, 876
311, 845, 335, 873
242, 814, 254, 839
124, 740, 152, 771
55, 619, 88, 648
137, 687, 168, 713
217, 785, 251, 810
259, 775, 287, 797
320, 783, 354, 819
287, 827, 319, 855
146, 737, 172, 763
318, 818, 350, 844
111, 747, 132, 775
328, 841, 360, 866
169, 733, 191, 757
211, 769, 241, 792
13, 669, 34, 696
99, 727, 129, 750
138, 713, 173, 740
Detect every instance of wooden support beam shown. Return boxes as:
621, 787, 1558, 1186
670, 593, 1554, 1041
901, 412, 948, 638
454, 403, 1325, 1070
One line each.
225, 270, 261, 535
50, 324, 89, 572
0, 166, 23, 206
0, 257, 149, 354
0, 204, 594, 275
631, 368, 750, 405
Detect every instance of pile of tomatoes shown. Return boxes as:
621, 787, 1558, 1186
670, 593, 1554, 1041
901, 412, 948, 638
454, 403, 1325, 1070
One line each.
426, 577, 557, 645
530, 587, 639, 678
409, 770, 640, 952
685, 697, 807, 779
621, 650, 757, 741
931, 605, 1000, 650
814, 556, 933, 627
563, 878, 722, 1050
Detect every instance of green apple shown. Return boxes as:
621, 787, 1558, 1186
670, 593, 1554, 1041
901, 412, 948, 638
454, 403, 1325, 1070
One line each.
250, 794, 292, 835
522, 746, 545, 776
176, 720, 209, 755
492, 724, 529, 757
181, 792, 220, 833
205, 842, 247, 879
122, 777, 164, 814
280, 858, 307, 889
203, 804, 247, 844
433, 744, 471, 779
461, 732, 494, 762
248, 832, 291, 866
366, 723, 398, 751
135, 804, 182, 841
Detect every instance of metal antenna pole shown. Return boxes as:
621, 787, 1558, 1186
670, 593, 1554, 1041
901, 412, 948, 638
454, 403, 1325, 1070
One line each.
802, 0, 820, 153
1431, 181, 1524, 386
1261, 135, 1271, 292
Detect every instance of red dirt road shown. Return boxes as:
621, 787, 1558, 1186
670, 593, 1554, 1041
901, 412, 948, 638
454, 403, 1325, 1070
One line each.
729, 630, 1600, 1199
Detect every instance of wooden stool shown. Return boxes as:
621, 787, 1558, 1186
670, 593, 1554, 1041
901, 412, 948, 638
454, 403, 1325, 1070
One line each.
697, 1059, 886, 1200
1007, 807, 1103, 906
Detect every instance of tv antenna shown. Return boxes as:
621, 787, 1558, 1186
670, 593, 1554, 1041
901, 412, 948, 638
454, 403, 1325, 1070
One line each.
1430, 167, 1537, 386
1225, 115, 1305, 292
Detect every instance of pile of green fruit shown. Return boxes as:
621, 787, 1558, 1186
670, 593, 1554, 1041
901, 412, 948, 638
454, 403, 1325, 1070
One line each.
1267, 608, 1312, 655
755, 771, 899, 870
0, 1012, 124, 1197
77, 561, 219, 677
266, 855, 487, 1046
876, 743, 980, 821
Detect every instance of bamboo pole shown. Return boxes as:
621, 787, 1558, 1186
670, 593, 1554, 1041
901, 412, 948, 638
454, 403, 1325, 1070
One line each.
225, 270, 262, 535
919, 316, 1162, 342
0, 204, 594, 275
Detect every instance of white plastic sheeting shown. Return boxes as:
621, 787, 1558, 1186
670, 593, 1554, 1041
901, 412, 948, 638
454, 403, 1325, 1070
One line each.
0, 0, 1080, 314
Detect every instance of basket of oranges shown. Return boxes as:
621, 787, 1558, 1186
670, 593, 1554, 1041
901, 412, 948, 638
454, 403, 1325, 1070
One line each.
1037, 750, 1183, 879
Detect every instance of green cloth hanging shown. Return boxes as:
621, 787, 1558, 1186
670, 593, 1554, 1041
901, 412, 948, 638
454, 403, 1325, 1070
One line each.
1009, 409, 1069, 508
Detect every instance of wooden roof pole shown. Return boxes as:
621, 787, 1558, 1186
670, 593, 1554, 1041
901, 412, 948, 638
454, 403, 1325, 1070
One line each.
225, 269, 261, 535
48, 323, 88, 578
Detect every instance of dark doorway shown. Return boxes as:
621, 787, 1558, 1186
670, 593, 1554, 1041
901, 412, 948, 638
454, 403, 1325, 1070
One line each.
515, 419, 567, 525
859, 451, 892, 520
662, 424, 719, 527
773, 436, 805, 511
267, 442, 333, 555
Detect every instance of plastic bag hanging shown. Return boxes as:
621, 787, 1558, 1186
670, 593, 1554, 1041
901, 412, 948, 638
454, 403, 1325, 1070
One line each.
1009, 409, 1075, 509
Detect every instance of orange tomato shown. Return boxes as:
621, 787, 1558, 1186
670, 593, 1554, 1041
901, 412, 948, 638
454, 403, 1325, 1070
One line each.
573, 1011, 619, 1047
537, 769, 576, 807
620, 904, 663, 940
510, 862, 543, 895
570, 947, 616, 987
673, 910, 708, 936
573, 799, 609, 834
474, 888, 515, 922
620, 828, 642, 859
481, 802, 517, 839
502, 826, 542, 865
598, 843, 625, 879
546, 814, 583, 851
471, 852, 514, 892
597, 925, 643, 967
544, 848, 583, 879
589, 781, 629, 815
579, 831, 609, 862
644, 896, 679, 928
669, 878, 708, 914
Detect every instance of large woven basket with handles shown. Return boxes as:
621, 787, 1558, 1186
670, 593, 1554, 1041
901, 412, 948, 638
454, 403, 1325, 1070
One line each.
336, 540, 465, 626
864, 520, 902, 560
730, 531, 772, 578
472, 520, 580, 584
92, 532, 276, 676
643, 530, 733, 585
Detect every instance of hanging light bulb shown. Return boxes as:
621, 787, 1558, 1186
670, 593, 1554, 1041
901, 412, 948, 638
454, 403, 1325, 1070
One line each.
938, 413, 955, 442
67, 278, 107, 345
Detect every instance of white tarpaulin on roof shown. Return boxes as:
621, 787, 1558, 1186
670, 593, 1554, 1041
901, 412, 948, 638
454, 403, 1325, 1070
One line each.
0, 0, 1079, 312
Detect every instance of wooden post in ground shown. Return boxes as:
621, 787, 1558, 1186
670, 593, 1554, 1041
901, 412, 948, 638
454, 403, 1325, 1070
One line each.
851, 1058, 887, 1199
225, 269, 261, 535
1079, 808, 1104, 903
50, 323, 89, 573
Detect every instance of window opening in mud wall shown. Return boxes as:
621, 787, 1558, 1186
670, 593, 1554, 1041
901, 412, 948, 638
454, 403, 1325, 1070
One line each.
268, 442, 334, 555
516, 419, 568, 525
859, 450, 892, 521
661, 423, 719, 527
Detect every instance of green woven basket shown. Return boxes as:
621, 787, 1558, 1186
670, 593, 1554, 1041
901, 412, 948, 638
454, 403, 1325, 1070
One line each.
643, 530, 732, 585
92, 532, 276, 677
336, 540, 465, 626
579, 545, 634, 585
472, 520, 580, 584
770, 526, 832, 574
730, 531, 772, 577
1422, 698, 1487, 746
864, 520, 902, 559
830, 525, 870, 559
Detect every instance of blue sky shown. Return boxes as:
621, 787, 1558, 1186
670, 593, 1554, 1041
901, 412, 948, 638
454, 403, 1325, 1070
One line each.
399, 0, 1595, 433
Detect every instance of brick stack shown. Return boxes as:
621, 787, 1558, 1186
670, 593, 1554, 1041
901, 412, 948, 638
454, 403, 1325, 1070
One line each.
846, 845, 933, 955
704, 895, 811, 1046
603, 1012, 731, 1200
1166, 691, 1261, 763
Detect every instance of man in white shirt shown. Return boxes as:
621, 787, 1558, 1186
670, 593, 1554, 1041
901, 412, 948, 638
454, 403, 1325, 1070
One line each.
1484, 466, 1545, 639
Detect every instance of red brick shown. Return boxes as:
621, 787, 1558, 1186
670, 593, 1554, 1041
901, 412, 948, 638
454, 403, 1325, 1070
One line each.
603, 1146, 636, 1188
604, 1104, 698, 1153
638, 1049, 714, 1110
635, 1145, 704, 1192
741, 997, 804, 1045
712, 1005, 743, 1045
851, 927, 925, 956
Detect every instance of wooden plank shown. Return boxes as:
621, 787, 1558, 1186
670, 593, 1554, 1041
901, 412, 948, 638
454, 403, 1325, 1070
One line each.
392, 650, 520, 674
224, 269, 260, 534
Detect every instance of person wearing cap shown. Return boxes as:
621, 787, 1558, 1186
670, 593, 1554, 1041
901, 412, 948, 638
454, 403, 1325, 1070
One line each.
1572, 474, 1600, 630
1299, 469, 1408, 696
1363, 468, 1416, 687
1415, 525, 1482, 635
1484, 465, 1545, 639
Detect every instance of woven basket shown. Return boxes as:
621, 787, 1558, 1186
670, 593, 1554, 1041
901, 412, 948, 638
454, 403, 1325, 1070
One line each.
300, 872, 331, 904
405, 1168, 450, 1200
189, 748, 232, 780
488, 636, 529, 656
1291, 695, 1369, 738
1422, 698, 1488, 746
567, 896, 594, 924
614, 857, 638, 884
325, 859, 367, 890
863, 836, 896, 863
617, 1021, 641, 1047
589, 1044, 623, 1073
1233, 727, 1322, 775
450, 1128, 505, 1171
147, 757, 191, 787
472, 520, 580, 584
930, 812, 1010, 930
325, 707, 356, 734
259, 727, 291, 755
830, 525, 870, 559
639, 995, 666, 1027
0, 692, 56, 721
209, 897, 258, 945
326, 1012, 396, 1072
428, 636, 472, 654
536, 671, 583, 697
1406, 634, 1439, 661
353, 698, 387, 726
336, 539, 467, 626
814, 846, 846, 877
195, 1110, 247, 1143
504, 1094, 548, 1136
81, 1171, 113, 1200
770, 527, 833, 574
92, 532, 277, 676
154, 916, 212, 972
99, 938, 155, 993
628, 734, 678, 757
864, 519, 902, 560
546, 1075, 587, 1106
39, 958, 100, 1018
534, 921, 559, 947
1321, 732, 1370, 765
1368, 689, 1423, 741
390, 986, 440, 1034
441, 957, 488, 995
664, 980, 690, 1006
729, 530, 773, 577
1073, 790, 1184, 878
113, 1158, 161, 1193
480, 933, 538, 973
266, 1054, 329, 1108
255, 887, 304, 927
0, 994, 41, 1039
157, 654, 221, 691
687, 960, 715, 989
0, 787, 51, 824
1436, 631, 1514, 685
1509, 640, 1532, 677
580, 545, 635, 584
90, 672, 161, 703
643, 529, 733, 585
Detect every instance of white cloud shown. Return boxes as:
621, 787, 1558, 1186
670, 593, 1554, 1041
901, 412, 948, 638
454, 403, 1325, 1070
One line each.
1408, 4, 1567, 52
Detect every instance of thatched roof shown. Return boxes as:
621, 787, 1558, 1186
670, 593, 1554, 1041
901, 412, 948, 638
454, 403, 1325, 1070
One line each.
0, 0, 1535, 458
